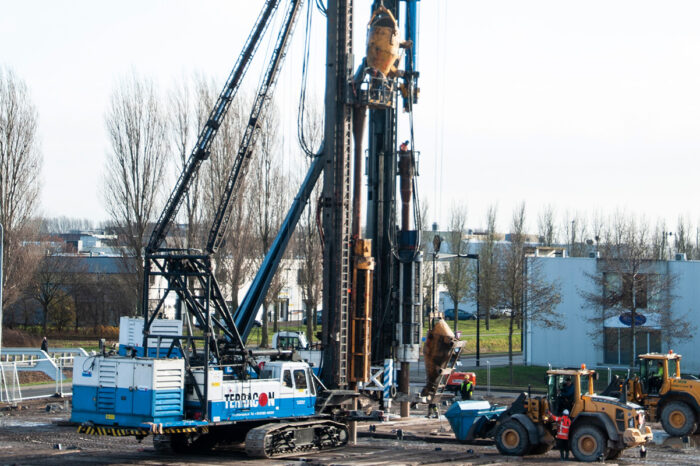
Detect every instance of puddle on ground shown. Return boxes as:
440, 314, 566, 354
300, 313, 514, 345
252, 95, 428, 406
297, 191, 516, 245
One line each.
652, 430, 700, 450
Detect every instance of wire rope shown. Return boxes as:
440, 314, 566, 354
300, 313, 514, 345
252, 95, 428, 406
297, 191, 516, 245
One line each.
298, 0, 325, 157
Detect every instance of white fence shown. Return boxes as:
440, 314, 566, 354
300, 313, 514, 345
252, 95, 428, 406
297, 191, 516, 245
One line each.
0, 354, 77, 403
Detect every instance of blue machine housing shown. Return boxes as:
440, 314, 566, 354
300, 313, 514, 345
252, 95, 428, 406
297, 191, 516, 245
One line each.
70, 356, 186, 427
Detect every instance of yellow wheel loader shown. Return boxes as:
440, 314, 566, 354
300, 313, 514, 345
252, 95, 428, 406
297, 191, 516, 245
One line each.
475, 366, 652, 462
624, 352, 700, 437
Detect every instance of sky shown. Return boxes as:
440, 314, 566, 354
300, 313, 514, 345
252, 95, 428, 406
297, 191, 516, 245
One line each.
2, 1, 700, 235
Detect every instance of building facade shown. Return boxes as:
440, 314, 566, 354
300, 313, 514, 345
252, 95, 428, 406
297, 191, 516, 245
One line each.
526, 256, 700, 372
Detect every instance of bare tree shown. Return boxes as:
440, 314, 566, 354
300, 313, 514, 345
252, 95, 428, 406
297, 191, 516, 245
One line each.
103, 74, 169, 313
650, 219, 670, 260
40, 217, 94, 235
562, 211, 589, 257
26, 255, 75, 333
537, 205, 556, 246
675, 216, 694, 259
196, 77, 255, 314
580, 214, 691, 366
295, 102, 324, 342
500, 203, 562, 383
442, 205, 471, 332
169, 76, 204, 249
0, 67, 43, 311
478, 205, 499, 330
248, 105, 288, 347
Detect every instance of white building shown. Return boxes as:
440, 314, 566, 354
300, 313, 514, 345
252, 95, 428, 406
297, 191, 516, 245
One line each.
526, 255, 700, 373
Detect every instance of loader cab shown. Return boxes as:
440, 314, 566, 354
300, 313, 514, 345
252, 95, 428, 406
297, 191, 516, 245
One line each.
547, 372, 580, 415
546, 368, 596, 416
637, 353, 680, 395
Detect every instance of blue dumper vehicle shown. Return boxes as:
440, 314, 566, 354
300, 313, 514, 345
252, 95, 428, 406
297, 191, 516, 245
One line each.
445, 400, 506, 442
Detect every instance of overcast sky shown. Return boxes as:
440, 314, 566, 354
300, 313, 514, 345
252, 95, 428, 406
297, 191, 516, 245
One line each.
2, 1, 700, 234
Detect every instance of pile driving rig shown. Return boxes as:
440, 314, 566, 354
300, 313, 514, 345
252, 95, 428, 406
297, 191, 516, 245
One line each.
71, 0, 426, 457
72, 0, 352, 458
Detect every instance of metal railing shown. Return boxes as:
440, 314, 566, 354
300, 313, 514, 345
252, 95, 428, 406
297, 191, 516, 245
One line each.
0, 355, 75, 403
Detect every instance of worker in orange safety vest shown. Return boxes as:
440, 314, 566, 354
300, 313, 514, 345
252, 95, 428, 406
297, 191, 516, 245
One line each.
549, 409, 571, 460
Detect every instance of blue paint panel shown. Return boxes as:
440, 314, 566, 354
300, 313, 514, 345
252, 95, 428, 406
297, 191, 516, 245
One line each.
115, 390, 133, 414
71, 384, 184, 426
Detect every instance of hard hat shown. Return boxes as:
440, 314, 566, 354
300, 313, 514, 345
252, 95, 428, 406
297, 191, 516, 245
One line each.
563, 409, 570, 415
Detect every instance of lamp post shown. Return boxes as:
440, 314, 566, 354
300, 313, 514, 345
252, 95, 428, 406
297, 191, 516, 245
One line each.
456, 254, 480, 366
431, 235, 442, 329
464, 254, 480, 367
442, 251, 480, 365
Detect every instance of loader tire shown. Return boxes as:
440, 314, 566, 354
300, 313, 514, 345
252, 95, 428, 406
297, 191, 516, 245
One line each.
495, 419, 530, 456
570, 425, 606, 462
661, 401, 697, 437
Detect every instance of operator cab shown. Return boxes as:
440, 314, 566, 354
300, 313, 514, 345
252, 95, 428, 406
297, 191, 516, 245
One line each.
546, 367, 597, 416
637, 352, 680, 396
547, 373, 580, 415
273, 331, 309, 351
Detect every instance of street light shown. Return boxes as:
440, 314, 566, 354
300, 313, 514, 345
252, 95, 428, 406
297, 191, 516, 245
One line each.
464, 254, 480, 367
431, 235, 442, 329
438, 251, 480, 366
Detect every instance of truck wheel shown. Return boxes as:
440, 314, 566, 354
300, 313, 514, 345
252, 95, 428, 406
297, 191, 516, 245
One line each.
661, 401, 697, 436
495, 419, 530, 456
571, 425, 606, 462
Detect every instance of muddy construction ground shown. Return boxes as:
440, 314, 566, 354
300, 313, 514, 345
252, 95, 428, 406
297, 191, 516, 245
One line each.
2, 395, 700, 465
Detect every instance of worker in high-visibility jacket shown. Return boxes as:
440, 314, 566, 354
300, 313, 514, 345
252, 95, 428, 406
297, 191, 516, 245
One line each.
460, 378, 473, 400
549, 409, 571, 460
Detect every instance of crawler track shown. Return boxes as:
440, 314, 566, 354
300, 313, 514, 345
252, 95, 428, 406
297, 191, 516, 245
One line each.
245, 419, 348, 458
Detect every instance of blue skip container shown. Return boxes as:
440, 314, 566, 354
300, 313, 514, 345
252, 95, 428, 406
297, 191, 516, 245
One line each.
445, 400, 506, 442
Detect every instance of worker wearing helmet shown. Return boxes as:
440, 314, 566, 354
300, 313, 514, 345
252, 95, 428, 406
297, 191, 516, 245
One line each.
399, 140, 409, 152
549, 409, 571, 460
460, 377, 474, 400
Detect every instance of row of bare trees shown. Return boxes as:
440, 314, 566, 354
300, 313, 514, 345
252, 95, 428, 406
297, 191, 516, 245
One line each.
538, 205, 700, 260
101, 73, 323, 346
0, 69, 324, 343
437, 203, 562, 382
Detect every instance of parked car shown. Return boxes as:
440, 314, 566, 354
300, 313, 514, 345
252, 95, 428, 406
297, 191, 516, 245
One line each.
303, 310, 323, 325
443, 309, 476, 320
492, 308, 512, 318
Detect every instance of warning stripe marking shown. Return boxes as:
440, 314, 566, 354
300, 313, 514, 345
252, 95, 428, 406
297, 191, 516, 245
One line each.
77, 425, 208, 437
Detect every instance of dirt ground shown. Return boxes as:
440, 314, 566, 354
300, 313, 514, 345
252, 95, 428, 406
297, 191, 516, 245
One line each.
1, 396, 700, 465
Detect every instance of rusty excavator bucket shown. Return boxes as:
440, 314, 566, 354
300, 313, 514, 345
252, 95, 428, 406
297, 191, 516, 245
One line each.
421, 319, 464, 399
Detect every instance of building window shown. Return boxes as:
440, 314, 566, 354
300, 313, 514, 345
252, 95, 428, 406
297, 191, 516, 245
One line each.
605, 272, 649, 309
622, 274, 647, 309
603, 328, 661, 365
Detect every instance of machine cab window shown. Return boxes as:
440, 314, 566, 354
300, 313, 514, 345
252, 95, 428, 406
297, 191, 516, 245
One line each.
639, 358, 665, 394
547, 374, 579, 415
294, 369, 308, 390
278, 335, 302, 350
283, 369, 293, 388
